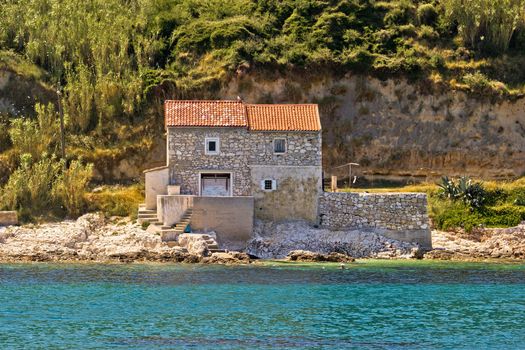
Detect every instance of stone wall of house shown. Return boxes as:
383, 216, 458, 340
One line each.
167, 127, 321, 196
318, 192, 432, 248
251, 165, 322, 223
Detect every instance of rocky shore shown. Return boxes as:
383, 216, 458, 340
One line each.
426, 224, 525, 260
1, 214, 524, 263
0, 214, 251, 264
247, 220, 424, 259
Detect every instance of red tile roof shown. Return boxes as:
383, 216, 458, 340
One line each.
165, 100, 247, 128
246, 104, 321, 131
164, 100, 321, 131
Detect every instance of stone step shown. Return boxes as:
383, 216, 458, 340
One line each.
138, 214, 158, 219
207, 244, 219, 250
139, 208, 157, 214
138, 218, 161, 225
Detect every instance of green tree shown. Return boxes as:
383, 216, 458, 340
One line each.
443, 0, 525, 52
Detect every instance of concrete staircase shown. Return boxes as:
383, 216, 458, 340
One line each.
137, 204, 157, 225
137, 204, 225, 253
138, 204, 194, 243
138, 204, 180, 242
201, 234, 226, 254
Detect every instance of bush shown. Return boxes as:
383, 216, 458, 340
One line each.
483, 205, 525, 227
0, 154, 94, 219
442, 0, 525, 52
86, 184, 144, 218
418, 25, 438, 41
53, 160, 93, 217
8, 103, 59, 160
431, 200, 482, 232
515, 196, 525, 206
416, 3, 438, 26
0, 154, 62, 214
463, 72, 491, 92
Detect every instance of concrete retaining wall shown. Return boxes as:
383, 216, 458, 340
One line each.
319, 192, 431, 249
144, 166, 169, 210
192, 196, 254, 250
157, 195, 194, 227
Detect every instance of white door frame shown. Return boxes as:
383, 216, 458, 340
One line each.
198, 171, 233, 197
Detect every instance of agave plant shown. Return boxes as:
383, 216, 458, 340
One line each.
438, 176, 486, 209
438, 176, 459, 200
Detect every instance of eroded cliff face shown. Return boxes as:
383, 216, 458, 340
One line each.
222, 72, 525, 180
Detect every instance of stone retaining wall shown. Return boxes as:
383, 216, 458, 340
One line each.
319, 192, 431, 249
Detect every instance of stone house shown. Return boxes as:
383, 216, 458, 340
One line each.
141, 100, 323, 247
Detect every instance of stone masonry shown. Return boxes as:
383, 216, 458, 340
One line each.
319, 192, 429, 231
168, 127, 321, 196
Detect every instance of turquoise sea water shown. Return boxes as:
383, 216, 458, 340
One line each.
1, 260, 525, 349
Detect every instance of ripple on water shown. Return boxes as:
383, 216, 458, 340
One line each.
0, 261, 524, 349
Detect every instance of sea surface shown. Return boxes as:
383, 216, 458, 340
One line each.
1, 260, 524, 349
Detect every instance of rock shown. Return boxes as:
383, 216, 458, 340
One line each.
202, 251, 251, 264
286, 250, 355, 262
0, 213, 188, 263
178, 233, 219, 256
248, 220, 421, 259
429, 225, 525, 260
0, 211, 18, 226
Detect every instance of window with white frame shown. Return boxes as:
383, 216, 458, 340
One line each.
261, 179, 277, 191
205, 137, 220, 155
273, 138, 286, 154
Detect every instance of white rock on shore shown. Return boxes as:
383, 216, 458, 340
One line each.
247, 220, 423, 259
0, 213, 192, 262
427, 223, 525, 260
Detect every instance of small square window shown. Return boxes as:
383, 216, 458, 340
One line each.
274, 139, 286, 154
261, 179, 276, 191
205, 137, 220, 155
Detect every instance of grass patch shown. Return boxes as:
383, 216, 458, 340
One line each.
86, 184, 144, 219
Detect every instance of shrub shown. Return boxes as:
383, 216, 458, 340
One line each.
431, 200, 482, 232
515, 196, 525, 206
8, 103, 59, 159
416, 3, 438, 26
463, 72, 491, 92
442, 0, 525, 52
86, 184, 144, 218
483, 205, 525, 227
418, 25, 438, 41
0, 116, 11, 152
0, 154, 62, 214
53, 160, 93, 218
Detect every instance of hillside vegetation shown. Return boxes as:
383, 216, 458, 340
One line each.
1, 0, 525, 222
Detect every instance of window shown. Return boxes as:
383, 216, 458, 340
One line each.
205, 137, 220, 155
261, 179, 277, 191
273, 138, 286, 154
